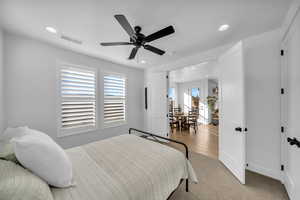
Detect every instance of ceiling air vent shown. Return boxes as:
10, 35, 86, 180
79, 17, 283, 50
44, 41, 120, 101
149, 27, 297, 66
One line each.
61, 34, 82, 45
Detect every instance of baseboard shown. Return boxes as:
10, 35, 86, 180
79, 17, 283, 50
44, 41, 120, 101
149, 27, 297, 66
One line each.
284, 172, 296, 200
246, 162, 281, 181
220, 151, 245, 184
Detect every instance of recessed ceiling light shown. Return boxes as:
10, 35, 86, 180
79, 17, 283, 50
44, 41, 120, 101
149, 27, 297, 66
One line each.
218, 24, 230, 32
46, 26, 57, 34
141, 60, 146, 64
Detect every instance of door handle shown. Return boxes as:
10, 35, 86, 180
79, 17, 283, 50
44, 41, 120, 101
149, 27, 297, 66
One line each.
235, 127, 242, 132
287, 137, 300, 148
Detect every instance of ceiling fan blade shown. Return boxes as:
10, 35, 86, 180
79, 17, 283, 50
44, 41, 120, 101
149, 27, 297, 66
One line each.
144, 45, 165, 55
128, 47, 139, 60
114, 15, 136, 39
144, 26, 175, 43
100, 42, 133, 46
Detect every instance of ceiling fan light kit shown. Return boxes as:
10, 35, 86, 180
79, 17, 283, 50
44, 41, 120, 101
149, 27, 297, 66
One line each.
101, 14, 175, 60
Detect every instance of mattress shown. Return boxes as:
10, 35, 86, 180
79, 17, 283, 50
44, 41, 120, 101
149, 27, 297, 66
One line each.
52, 134, 197, 200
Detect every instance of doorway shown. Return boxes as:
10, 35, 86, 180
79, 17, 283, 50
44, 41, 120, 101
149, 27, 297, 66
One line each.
168, 67, 220, 159
147, 42, 246, 183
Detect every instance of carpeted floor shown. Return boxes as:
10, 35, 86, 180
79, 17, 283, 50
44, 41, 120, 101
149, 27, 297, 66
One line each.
169, 151, 289, 200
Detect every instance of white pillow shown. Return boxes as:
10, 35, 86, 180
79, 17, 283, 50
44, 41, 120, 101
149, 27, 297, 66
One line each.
0, 126, 29, 153
0, 126, 29, 141
11, 132, 74, 188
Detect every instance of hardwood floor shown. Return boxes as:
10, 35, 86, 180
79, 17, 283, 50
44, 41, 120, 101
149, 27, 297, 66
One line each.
170, 124, 219, 159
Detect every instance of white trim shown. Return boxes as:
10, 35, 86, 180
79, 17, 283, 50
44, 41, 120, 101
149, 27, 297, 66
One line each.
280, 41, 288, 183
280, 5, 300, 200
219, 150, 245, 184
285, 171, 296, 200
102, 71, 128, 129
56, 61, 98, 137
246, 162, 281, 181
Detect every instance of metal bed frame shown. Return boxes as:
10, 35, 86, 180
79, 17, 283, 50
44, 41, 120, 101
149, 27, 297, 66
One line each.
128, 128, 189, 196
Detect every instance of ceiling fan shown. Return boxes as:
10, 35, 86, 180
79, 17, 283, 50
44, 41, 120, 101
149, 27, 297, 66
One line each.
100, 15, 175, 60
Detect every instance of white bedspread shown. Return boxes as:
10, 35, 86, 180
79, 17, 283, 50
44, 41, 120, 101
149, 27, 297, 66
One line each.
52, 134, 197, 200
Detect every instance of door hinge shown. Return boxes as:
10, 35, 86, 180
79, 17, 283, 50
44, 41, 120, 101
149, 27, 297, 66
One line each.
166, 75, 169, 79
281, 126, 285, 133
281, 88, 285, 94
281, 165, 284, 171
281, 49, 284, 56
166, 94, 169, 98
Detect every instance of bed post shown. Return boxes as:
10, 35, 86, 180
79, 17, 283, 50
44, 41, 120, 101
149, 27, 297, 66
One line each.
186, 179, 189, 192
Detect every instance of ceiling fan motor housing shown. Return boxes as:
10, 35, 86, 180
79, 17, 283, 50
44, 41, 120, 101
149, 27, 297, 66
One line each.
131, 26, 145, 47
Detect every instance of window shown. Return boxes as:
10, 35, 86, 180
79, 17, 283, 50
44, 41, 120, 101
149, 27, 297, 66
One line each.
191, 88, 200, 97
103, 74, 126, 127
191, 88, 200, 113
59, 65, 96, 136
168, 88, 175, 100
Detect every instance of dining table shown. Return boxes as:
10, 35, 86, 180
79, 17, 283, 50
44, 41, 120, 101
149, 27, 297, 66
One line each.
173, 112, 198, 132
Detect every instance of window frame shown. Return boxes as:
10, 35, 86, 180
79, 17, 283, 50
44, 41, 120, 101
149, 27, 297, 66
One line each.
57, 62, 98, 137
102, 71, 127, 129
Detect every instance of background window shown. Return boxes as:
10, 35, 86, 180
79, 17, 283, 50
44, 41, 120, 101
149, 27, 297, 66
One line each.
191, 88, 200, 113
103, 74, 126, 126
191, 88, 200, 97
59, 66, 96, 136
168, 88, 175, 100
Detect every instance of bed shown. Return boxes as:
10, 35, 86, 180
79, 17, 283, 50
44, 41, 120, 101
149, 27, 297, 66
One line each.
51, 128, 197, 200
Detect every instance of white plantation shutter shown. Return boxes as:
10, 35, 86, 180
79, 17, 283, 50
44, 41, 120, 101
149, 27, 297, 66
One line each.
60, 66, 96, 135
104, 74, 126, 125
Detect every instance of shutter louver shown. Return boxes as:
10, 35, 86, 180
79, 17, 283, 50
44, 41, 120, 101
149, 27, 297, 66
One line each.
104, 75, 126, 124
61, 67, 96, 131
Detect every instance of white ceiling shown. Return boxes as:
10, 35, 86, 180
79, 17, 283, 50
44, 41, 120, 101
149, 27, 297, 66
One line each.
0, 0, 292, 68
170, 61, 219, 83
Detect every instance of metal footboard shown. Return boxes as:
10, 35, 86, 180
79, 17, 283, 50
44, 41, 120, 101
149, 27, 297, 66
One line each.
128, 128, 189, 193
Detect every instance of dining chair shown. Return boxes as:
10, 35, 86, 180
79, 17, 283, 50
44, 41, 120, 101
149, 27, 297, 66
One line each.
169, 112, 179, 132
187, 111, 198, 133
173, 107, 182, 113
191, 108, 199, 115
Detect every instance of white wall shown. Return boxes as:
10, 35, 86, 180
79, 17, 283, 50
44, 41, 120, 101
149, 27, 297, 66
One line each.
243, 29, 282, 180
169, 61, 219, 83
0, 29, 5, 132
3, 31, 144, 149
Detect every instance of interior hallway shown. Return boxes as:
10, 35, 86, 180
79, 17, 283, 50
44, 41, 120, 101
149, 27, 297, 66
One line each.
170, 124, 219, 159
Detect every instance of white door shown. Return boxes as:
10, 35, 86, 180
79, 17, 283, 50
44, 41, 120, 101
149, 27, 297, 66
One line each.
281, 9, 300, 200
219, 42, 246, 184
145, 70, 169, 137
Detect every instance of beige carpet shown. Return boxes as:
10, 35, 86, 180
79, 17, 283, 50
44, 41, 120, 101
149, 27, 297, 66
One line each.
169, 151, 289, 200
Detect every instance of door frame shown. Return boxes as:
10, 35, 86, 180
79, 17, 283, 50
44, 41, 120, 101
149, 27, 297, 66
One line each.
280, 4, 300, 199
280, 39, 288, 184
280, 0, 300, 180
